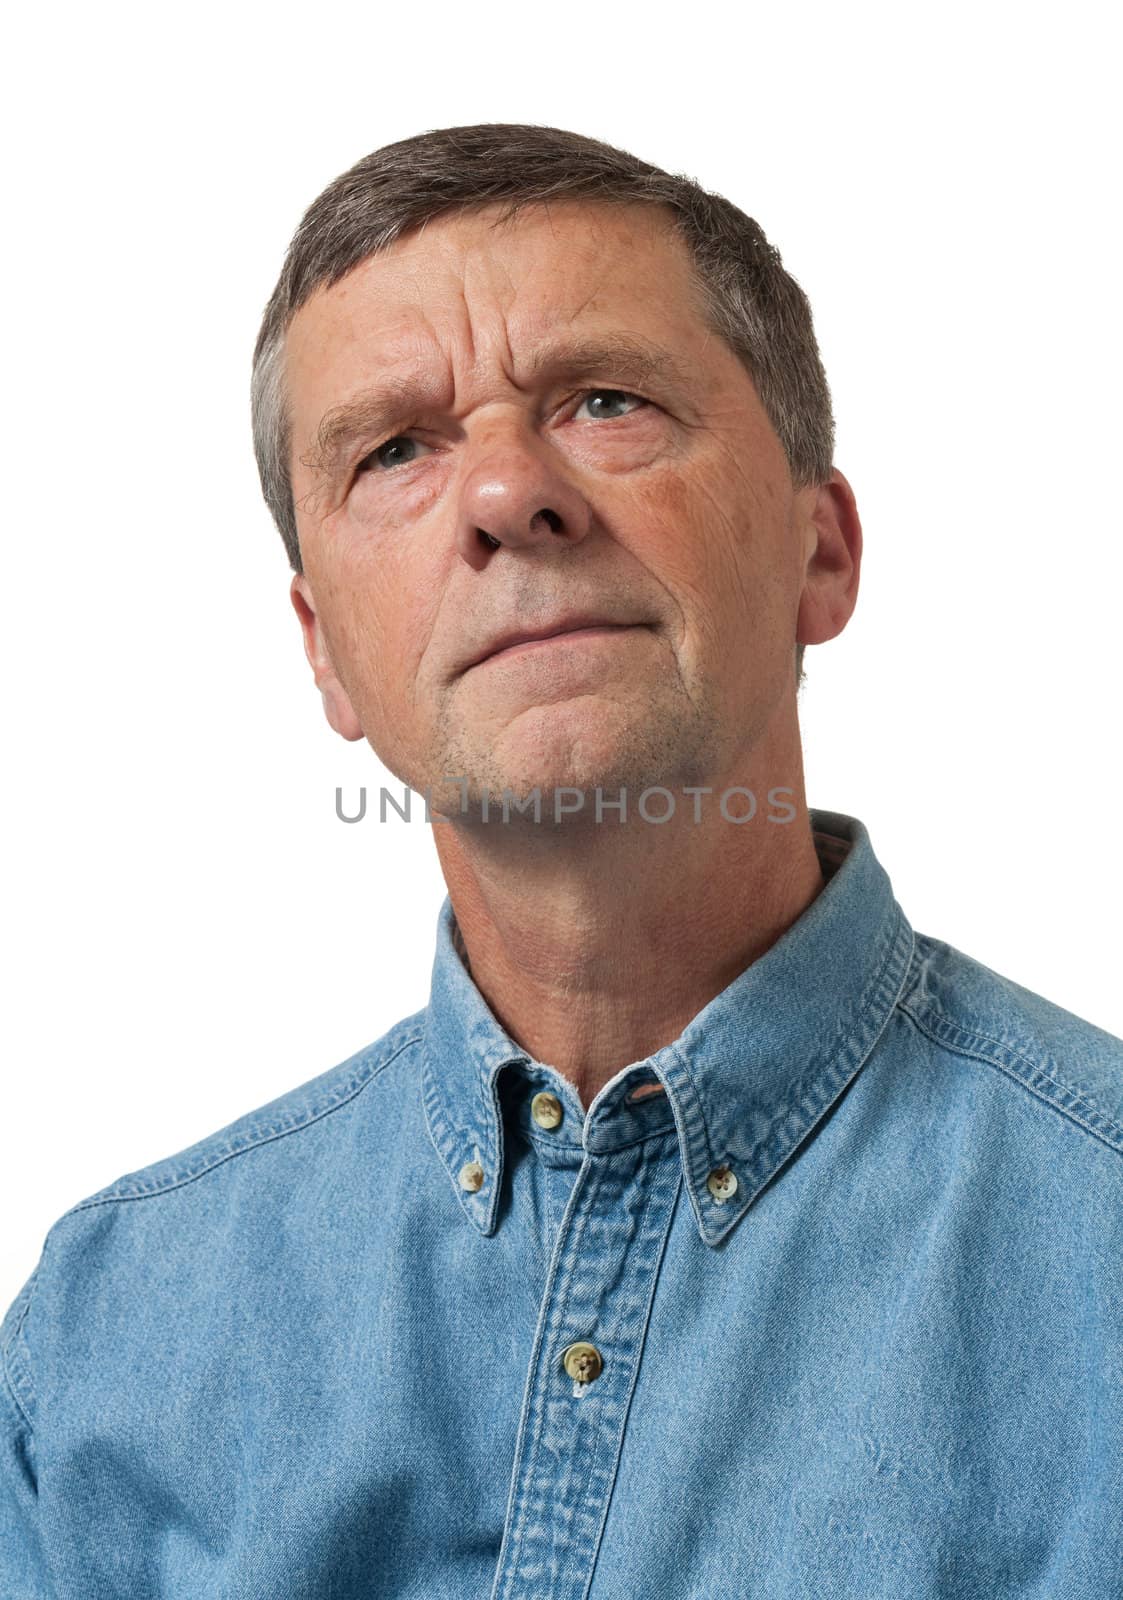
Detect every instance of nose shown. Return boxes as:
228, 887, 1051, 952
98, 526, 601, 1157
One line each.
454, 421, 593, 570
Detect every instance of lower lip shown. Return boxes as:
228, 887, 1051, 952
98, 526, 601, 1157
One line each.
481, 624, 642, 665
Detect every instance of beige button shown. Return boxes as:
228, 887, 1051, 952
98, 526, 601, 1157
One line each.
707, 1164, 739, 1203
458, 1160, 485, 1192
531, 1091, 564, 1130
560, 1341, 603, 1384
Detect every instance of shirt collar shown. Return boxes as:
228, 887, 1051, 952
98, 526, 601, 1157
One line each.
421, 809, 916, 1248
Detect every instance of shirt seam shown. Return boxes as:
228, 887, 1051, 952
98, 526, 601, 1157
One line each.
0, 1351, 31, 1437
1, 1261, 43, 1431
897, 995, 1123, 1157
61, 1030, 426, 1214
570, 1157, 662, 1597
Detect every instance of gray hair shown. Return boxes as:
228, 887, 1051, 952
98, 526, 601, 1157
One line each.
251, 122, 837, 684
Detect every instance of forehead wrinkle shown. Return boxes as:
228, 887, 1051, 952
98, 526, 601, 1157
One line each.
300, 326, 707, 492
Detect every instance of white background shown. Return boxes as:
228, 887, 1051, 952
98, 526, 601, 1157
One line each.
2, 1, 1119, 1311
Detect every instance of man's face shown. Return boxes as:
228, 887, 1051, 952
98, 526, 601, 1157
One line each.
286, 200, 833, 814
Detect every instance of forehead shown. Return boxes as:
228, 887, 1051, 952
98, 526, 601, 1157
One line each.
283, 200, 713, 418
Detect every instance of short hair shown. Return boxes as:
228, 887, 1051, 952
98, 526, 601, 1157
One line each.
251, 122, 837, 685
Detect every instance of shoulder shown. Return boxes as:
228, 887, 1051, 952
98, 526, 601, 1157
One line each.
897, 931, 1123, 1155
58, 1008, 429, 1217
2, 1010, 430, 1428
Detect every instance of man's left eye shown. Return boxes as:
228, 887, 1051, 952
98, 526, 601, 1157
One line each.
574, 389, 649, 421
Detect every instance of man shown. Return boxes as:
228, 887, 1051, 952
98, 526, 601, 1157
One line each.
3, 121, 1122, 1598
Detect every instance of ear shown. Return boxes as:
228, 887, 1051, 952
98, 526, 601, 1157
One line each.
290, 575, 365, 741
795, 468, 863, 649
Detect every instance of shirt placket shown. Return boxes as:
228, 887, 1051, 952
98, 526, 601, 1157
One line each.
490, 1125, 682, 1600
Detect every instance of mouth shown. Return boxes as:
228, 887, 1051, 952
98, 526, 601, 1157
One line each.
483, 614, 643, 659
465, 619, 650, 673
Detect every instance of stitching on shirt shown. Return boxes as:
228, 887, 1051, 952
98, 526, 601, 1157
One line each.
897, 997, 1123, 1157
567, 1155, 664, 1590
1, 1264, 40, 1431
660, 1041, 720, 1223
735, 903, 915, 1184
660, 900, 912, 1240
0, 1356, 30, 1436
501, 1156, 607, 1582
505, 1150, 632, 1592
420, 1037, 496, 1228
60, 1029, 427, 1214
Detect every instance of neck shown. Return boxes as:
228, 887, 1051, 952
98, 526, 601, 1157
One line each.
430, 715, 826, 1112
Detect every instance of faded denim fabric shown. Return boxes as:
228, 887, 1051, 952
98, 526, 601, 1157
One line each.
3, 808, 1123, 1598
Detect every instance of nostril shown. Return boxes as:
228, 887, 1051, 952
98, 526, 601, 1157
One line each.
531, 507, 563, 533
478, 530, 501, 549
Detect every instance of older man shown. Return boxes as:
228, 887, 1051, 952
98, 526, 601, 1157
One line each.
4, 123, 1122, 1598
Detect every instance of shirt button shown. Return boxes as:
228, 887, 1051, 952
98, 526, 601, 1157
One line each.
560, 1341, 603, 1384
707, 1164, 739, 1203
531, 1091, 564, 1130
458, 1160, 485, 1192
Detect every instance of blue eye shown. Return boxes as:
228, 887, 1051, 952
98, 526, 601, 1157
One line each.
576, 389, 648, 420
360, 436, 434, 474
356, 388, 648, 479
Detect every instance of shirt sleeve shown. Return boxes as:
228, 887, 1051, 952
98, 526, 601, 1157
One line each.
1, 1265, 53, 1599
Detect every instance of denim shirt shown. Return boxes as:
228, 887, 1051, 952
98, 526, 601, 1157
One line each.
4, 807, 1123, 1598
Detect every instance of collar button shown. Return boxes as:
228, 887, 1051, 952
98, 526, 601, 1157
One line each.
707, 1164, 739, 1203
531, 1091, 564, 1130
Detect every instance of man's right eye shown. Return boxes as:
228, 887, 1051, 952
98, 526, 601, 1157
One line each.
358, 435, 435, 474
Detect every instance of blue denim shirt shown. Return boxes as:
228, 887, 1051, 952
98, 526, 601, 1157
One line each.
4, 808, 1123, 1598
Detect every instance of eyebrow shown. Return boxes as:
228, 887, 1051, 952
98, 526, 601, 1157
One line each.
301, 332, 699, 487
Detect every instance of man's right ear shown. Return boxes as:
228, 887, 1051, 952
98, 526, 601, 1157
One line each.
289, 575, 365, 741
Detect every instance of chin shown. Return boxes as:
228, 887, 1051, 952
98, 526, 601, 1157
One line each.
428, 691, 718, 818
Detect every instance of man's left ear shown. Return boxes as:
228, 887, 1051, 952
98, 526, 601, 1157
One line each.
289, 575, 365, 742
795, 468, 862, 648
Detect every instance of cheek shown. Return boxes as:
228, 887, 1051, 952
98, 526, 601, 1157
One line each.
619, 458, 798, 683
625, 461, 774, 604
321, 491, 438, 628
308, 541, 437, 727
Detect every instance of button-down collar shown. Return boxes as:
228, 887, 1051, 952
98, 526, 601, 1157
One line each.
421, 808, 916, 1247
